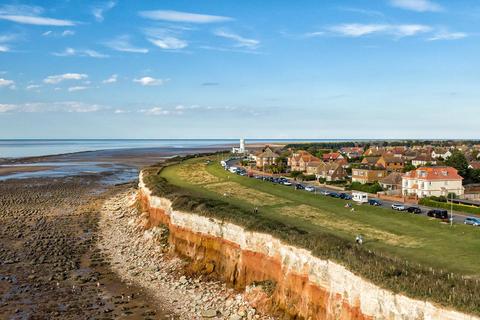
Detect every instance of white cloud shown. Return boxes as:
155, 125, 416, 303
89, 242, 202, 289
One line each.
0, 5, 75, 26
428, 31, 467, 41
0, 78, 14, 89
104, 35, 148, 53
139, 10, 232, 24
114, 109, 128, 114
67, 86, 88, 92
328, 23, 431, 37
0, 33, 16, 52
43, 73, 88, 84
389, 0, 443, 12
139, 107, 172, 115
62, 30, 75, 37
148, 37, 188, 50
0, 45, 8, 52
214, 29, 259, 49
42, 30, 75, 37
53, 47, 109, 58
0, 103, 17, 112
133, 76, 168, 86
26, 84, 41, 91
0, 101, 103, 113
92, 1, 116, 22
103, 74, 118, 84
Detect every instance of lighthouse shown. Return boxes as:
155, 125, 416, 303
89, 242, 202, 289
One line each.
232, 138, 247, 154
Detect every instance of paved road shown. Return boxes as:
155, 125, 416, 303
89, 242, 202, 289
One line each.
223, 158, 474, 225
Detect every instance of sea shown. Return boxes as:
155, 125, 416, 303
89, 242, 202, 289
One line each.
0, 139, 348, 159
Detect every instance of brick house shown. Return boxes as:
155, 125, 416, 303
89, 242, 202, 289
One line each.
352, 168, 388, 184
288, 150, 321, 172
375, 155, 405, 171
253, 146, 280, 169
307, 162, 347, 182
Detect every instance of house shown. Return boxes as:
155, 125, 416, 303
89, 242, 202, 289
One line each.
361, 156, 380, 166
403, 150, 418, 161
288, 150, 321, 172
340, 147, 364, 159
363, 147, 385, 157
402, 166, 464, 198
375, 155, 405, 171
387, 146, 407, 158
379, 172, 403, 191
253, 146, 280, 169
431, 148, 452, 160
412, 154, 436, 167
469, 161, 480, 170
322, 152, 344, 162
352, 168, 387, 184
308, 162, 347, 182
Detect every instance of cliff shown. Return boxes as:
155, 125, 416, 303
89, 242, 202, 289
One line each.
138, 171, 478, 320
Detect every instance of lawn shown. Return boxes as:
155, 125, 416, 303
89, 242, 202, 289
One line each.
160, 157, 480, 276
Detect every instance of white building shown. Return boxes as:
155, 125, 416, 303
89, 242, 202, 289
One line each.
232, 138, 248, 154
431, 148, 452, 160
402, 166, 464, 198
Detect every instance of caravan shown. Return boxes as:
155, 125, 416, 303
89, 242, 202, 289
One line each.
352, 192, 368, 203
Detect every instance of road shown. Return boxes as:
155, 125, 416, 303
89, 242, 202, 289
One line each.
224, 158, 473, 225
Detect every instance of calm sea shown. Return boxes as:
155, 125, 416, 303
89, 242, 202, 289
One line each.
0, 139, 347, 159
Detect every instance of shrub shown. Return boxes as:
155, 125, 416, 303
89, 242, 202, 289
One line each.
419, 198, 480, 216
348, 181, 383, 194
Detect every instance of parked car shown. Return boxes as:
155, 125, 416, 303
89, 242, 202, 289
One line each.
464, 217, 480, 226
305, 186, 315, 192
320, 190, 330, 196
368, 199, 382, 206
391, 204, 406, 211
329, 192, 341, 198
282, 181, 292, 186
339, 193, 352, 200
295, 184, 305, 190
427, 209, 449, 220
406, 206, 422, 214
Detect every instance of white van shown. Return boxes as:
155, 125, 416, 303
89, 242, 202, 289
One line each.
229, 166, 239, 173
352, 192, 368, 203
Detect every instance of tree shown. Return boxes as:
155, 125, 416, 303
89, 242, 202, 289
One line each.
445, 150, 469, 178
403, 163, 416, 173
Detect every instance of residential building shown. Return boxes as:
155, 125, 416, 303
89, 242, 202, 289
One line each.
469, 161, 480, 170
352, 168, 388, 184
375, 155, 405, 171
364, 147, 385, 157
379, 172, 403, 191
322, 152, 344, 162
308, 162, 347, 182
288, 150, 321, 172
431, 148, 452, 160
402, 166, 464, 198
412, 154, 436, 167
361, 156, 380, 166
340, 147, 364, 159
253, 146, 280, 169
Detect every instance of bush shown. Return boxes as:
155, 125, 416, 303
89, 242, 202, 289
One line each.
348, 181, 383, 194
302, 174, 316, 181
142, 158, 480, 316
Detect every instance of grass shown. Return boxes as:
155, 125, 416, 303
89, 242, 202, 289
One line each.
146, 155, 480, 315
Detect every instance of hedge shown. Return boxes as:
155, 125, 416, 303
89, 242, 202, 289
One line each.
419, 198, 480, 216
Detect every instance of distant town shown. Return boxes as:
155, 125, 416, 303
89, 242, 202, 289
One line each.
230, 139, 480, 213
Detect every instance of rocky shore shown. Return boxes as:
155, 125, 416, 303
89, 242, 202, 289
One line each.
98, 189, 277, 320
0, 176, 164, 319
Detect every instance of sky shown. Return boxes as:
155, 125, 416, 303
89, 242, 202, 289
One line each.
0, 0, 479, 139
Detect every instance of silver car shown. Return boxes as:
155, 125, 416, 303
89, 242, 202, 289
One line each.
464, 217, 480, 226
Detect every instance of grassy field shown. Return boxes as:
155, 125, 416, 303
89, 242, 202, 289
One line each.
160, 157, 480, 276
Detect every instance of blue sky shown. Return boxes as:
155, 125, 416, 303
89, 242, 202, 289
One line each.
0, 0, 479, 139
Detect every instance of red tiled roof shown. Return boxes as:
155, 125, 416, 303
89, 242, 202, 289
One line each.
403, 166, 463, 181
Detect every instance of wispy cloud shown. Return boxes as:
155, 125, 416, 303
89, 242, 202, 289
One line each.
139, 10, 233, 24
133, 76, 168, 86
42, 29, 75, 37
43, 73, 88, 84
139, 107, 176, 116
213, 29, 260, 49
68, 86, 88, 92
327, 23, 431, 37
102, 74, 118, 84
0, 78, 15, 89
53, 47, 109, 58
138, 104, 261, 117
339, 7, 385, 17
0, 101, 103, 113
428, 31, 467, 41
0, 33, 17, 52
389, 0, 443, 12
144, 28, 188, 50
0, 4, 75, 26
104, 35, 148, 53
26, 84, 41, 91
92, 1, 116, 22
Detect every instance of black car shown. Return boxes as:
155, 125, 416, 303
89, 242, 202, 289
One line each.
329, 192, 341, 198
295, 184, 305, 190
407, 206, 422, 214
368, 199, 382, 206
427, 209, 449, 220
339, 193, 352, 200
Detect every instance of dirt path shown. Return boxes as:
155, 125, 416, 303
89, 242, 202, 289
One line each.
0, 176, 169, 319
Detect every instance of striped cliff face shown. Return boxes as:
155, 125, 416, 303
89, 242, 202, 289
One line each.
138, 172, 478, 320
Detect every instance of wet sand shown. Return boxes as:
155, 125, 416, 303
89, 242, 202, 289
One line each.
0, 166, 57, 177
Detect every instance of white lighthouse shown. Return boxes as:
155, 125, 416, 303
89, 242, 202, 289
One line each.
232, 138, 247, 154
